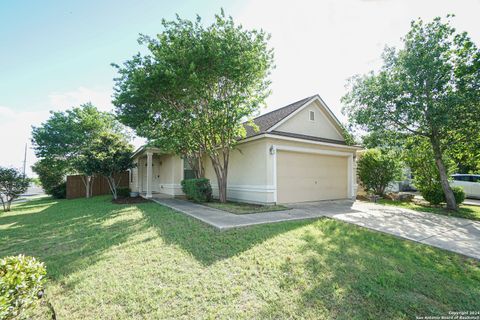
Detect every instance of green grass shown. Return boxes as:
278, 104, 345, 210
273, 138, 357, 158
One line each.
1, 196, 479, 319
378, 199, 480, 221
204, 200, 289, 214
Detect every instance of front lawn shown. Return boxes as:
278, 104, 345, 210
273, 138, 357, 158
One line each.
1, 196, 479, 319
204, 200, 289, 214
378, 199, 480, 221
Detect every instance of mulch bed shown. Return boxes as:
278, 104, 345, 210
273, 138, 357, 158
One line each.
112, 197, 151, 204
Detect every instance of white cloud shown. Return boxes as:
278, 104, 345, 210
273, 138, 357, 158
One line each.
0, 106, 49, 176
48, 86, 114, 112
0, 86, 145, 177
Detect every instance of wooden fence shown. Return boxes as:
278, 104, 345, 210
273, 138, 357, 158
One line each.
66, 172, 129, 199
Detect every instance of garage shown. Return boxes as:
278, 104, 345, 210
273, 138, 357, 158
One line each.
276, 150, 349, 203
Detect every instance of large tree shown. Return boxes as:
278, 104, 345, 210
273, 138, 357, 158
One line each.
32, 103, 126, 198
113, 10, 274, 202
343, 16, 480, 210
76, 132, 134, 200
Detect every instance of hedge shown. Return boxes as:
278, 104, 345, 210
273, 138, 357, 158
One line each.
181, 178, 212, 203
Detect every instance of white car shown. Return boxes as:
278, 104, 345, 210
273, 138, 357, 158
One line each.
451, 174, 480, 199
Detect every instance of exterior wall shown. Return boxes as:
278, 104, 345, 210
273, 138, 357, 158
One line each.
204, 136, 358, 204
275, 100, 344, 141
157, 154, 184, 195
130, 153, 184, 196
204, 138, 274, 204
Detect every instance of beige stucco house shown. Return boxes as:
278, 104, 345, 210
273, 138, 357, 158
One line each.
129, 95, 360, 204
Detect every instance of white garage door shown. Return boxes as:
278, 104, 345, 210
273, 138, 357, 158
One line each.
277, 151, 349, 203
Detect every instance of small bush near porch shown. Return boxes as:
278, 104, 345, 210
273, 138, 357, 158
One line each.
181, 178, 212, 202
1, 196, 479, 319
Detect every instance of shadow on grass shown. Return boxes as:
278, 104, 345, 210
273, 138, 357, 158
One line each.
257, 220, 480, 319
138, 203, 312, 266
1, 195, 310, 277
0, 196, 148, 281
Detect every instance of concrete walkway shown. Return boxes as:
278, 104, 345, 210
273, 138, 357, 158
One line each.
150, 198, 326, 230
151, 198, 480, 260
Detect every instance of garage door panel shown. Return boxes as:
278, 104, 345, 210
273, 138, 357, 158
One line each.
277, 151, 348, 203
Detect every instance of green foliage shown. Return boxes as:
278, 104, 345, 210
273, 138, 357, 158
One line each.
76, 132, 134, 200
32, 103, 123, 161
339, 124, 356, 146
31, 103, 128, 198
403, 138, 456, 194
116, 187, 131, 199
31, 158, 67, 199
452, 186, 466, 205
422, 185, 447, 206
113, 10, 274, 202
342, 16, 480, 209
181, 178, 213, 203
0, 167, 29, 212
1, 196, 480, 318
422, 185, 465, 206
50, 182, 67, 199
0, 255, 47, 319
357, 149, 403, 196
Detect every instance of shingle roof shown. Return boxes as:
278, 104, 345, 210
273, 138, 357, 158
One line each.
269, 130, 346, 145
244, 95, 315, 138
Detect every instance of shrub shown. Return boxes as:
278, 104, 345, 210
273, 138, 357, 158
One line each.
0, 255, 47, 319
421, 184, 465, 206
117, 187, 131, 199
421, 185, 445, 205
32, 158, 67, 199
452, 186, 466, 205
357, 149, 403, 196
0, 167, 30, 212
49, 181, 66, 199
181, 178, 212, 203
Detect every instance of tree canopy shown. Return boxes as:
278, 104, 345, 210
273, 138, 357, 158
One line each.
76, 132, 134, 199
32, 103, 130, 198
343, 16, 480, 210
113, 10, 274, 202
357, 149, 402, 196
0, 167, 29, 212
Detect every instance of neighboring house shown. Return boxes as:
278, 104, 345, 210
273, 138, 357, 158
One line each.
129, 95, 361, 204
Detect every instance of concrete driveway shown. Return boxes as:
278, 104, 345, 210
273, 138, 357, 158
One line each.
289, 200, 480, 260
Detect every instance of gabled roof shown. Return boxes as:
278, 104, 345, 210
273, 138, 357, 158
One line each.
244, 95, 316, 138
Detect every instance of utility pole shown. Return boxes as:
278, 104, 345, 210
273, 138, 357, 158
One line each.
23, 143, 27, 178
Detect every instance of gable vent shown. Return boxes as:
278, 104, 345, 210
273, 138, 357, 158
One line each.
309, 110, 315, 121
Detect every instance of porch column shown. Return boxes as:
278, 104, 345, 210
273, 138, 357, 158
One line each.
135, 162, 139, 192
146, 152, 153, 198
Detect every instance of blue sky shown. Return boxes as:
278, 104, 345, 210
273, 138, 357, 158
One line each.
0, 0, 239, 111
1, 0, 479, 175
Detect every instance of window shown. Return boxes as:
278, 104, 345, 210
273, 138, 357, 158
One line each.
309, 110, 315, 121
183, 160, 196, 180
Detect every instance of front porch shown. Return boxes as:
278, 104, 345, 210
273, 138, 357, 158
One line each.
130, 146, 185, 198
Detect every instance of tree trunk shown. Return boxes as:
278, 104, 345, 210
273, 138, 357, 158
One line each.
209, 152, 228, 203
187, 152, 205, 179
81, 175, 95, 198
1, 196, 11, 212
430, 136, 457, 210
106, 175, 118, 200
196, 154, 205, 178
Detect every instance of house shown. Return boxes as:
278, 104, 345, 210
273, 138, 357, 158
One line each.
129, 95, 361, 204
